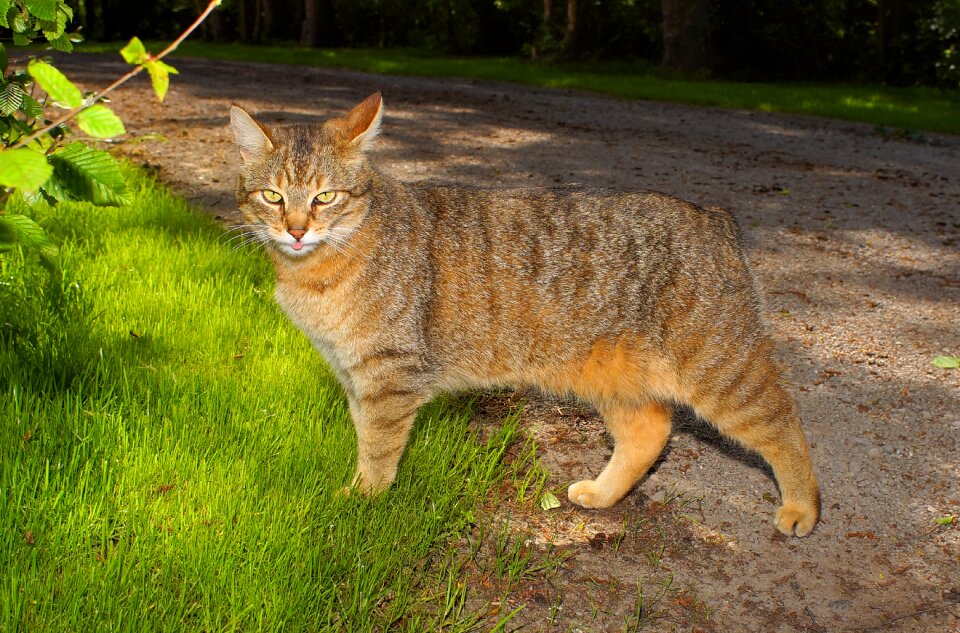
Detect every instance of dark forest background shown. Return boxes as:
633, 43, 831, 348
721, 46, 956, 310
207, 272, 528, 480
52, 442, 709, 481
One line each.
70, 0, 960, 87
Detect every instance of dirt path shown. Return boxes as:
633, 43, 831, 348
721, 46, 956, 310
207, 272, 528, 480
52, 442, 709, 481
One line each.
65, 54, 959, 631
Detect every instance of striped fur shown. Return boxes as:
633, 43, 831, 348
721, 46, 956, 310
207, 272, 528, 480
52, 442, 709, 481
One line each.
230, 93, 820, 537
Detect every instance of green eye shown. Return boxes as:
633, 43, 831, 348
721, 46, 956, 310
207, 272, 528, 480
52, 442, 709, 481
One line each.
261, 190, 283, 204
314, 191, 337, 205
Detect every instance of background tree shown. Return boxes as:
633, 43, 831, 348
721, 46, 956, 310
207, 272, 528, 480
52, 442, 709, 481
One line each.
60, 0, 960, 87
661, 0, 712, 75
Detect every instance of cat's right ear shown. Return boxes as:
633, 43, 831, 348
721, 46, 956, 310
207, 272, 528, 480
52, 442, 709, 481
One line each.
339, 91, 383, 152
230, 106, 274, 163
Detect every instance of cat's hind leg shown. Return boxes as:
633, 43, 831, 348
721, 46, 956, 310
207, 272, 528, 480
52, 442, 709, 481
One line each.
568, 400, 672, 509
690, 360, 820, 537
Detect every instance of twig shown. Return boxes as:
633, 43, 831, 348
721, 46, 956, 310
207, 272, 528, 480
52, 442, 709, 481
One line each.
9, 0, 221, 151
849, 603, 950, 632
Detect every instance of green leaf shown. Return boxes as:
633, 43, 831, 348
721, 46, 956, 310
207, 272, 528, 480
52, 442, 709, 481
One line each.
39, 9, 67, 40
120, 36, 148, 65
27, 60, 82, 108
76, 104, 125, 138
19, 92, 43, 118
46, 32, 72, 52
45, 142, 128, 206
932, 355, 960, 369
0, 148, 53, 191
24, 0, 58, 21
144, 59, 178, 103
12, 10, 31, 33
0, 80, 24, 116
0, 43, 7, 72
934, 515, 956, 525
0, 0, 10, 28
0, 214, 59, 271
539, 491, 561, 511
12, 32, 31, 46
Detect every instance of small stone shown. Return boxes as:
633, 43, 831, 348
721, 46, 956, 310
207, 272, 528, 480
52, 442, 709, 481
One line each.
868, 447, 882, 458
950, 420, 960, 430
829, 599, 852, 611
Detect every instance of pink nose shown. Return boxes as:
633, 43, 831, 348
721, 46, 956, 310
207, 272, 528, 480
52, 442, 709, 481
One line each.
288, 228, 306, 240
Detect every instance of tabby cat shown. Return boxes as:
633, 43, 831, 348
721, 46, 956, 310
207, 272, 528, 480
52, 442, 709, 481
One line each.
230, 92, 820, 537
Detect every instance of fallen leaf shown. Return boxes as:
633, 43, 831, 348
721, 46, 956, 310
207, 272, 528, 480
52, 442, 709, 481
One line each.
540, 491, 561, 511
932, 355, 959, 369
24, 531, 35, 545
934, 515, 956, 525
762, 492, 777, 505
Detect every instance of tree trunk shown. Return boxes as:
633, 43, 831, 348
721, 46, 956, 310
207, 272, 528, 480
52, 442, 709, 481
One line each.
261, 0, 275, 42
301, 0, 319, 47
561, 0, 577, 52
237, 0, 251, 42
252, 0, 262, 42
661, 0, 713, 75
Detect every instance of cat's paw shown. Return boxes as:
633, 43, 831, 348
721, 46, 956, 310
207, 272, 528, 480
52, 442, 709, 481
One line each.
775, 501, 818, 537
567, 479, 615, 509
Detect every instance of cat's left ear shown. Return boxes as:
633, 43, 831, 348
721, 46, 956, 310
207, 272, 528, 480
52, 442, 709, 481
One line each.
230, 105, 274, 163
340, 91, 383, 152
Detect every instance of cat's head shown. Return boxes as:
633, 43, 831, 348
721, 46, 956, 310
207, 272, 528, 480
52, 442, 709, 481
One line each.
230, 92, 383, 259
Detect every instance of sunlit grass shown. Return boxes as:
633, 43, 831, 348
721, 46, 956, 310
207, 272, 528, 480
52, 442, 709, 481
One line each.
78, 41, 960, 134
0, 168, 519, 631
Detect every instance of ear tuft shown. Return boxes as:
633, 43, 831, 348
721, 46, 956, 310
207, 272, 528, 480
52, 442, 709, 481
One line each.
341, 91, 383, 151
230, 105, 274, 162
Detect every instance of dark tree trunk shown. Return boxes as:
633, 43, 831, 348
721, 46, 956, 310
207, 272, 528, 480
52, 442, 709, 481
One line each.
301, 0, 319, 46
561, 0, 577, 53
252, 0, 262, 42
661, 0, 713, 75
237, 0, 251, 42
261, 0, 275, 41
876, 0, 905, 81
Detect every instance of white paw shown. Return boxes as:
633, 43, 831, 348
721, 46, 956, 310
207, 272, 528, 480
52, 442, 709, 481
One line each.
567, 479, 614, 509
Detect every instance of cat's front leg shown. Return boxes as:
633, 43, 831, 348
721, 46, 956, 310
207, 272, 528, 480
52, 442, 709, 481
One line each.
347, 387, 428, 494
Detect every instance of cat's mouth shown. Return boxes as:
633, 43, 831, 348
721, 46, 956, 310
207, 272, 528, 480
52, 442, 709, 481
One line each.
277, 236, 317, 257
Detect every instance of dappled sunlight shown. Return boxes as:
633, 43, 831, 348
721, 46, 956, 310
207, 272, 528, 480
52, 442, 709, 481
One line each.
839, 94, 920, 114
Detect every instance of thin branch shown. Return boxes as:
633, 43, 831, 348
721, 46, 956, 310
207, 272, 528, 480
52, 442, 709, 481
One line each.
9, 0, 221, 151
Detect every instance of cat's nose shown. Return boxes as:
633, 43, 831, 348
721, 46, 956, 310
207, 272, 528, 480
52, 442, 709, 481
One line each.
288, 228, 306, 240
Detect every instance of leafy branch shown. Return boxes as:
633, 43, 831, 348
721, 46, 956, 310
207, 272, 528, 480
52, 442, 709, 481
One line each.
0, 0, 221, 271
11, 0, 222, 151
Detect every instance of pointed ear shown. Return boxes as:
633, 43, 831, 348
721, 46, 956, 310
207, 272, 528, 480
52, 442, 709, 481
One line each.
338, 92, 383, 151
230, 105, 274, 162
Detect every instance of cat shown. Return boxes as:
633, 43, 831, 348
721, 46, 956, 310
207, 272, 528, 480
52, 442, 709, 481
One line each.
229, 92, 820, 537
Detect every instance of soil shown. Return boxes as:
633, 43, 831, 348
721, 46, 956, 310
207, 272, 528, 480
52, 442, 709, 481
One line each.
64, 53, 960, 632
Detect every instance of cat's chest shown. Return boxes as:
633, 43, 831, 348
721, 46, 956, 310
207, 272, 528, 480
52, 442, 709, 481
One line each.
274, 280, 358, 363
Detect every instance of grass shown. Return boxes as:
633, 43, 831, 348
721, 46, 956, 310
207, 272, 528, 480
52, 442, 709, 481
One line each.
79, 41, 960, 135
0, 167, 521, 631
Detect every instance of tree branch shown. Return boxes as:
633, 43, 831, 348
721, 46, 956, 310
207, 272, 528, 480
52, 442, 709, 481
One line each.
10, 0, 221, 151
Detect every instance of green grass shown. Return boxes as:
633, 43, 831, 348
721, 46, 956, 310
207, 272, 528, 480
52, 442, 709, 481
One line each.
0, 168, 520, 631
81, 41, 960, 135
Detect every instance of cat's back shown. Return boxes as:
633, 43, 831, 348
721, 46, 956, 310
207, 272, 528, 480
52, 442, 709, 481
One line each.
407, 181, 744, 272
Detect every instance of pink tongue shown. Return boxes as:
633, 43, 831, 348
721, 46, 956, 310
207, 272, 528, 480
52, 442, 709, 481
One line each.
292, 241, 303, 251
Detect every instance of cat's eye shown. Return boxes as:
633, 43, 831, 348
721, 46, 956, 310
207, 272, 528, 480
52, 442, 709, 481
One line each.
314, 191, 337, 205
261, 190, 283, 204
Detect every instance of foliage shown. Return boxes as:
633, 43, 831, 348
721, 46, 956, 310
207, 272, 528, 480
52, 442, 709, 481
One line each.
75, 0, 960, 87
0, 1, 216, 271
